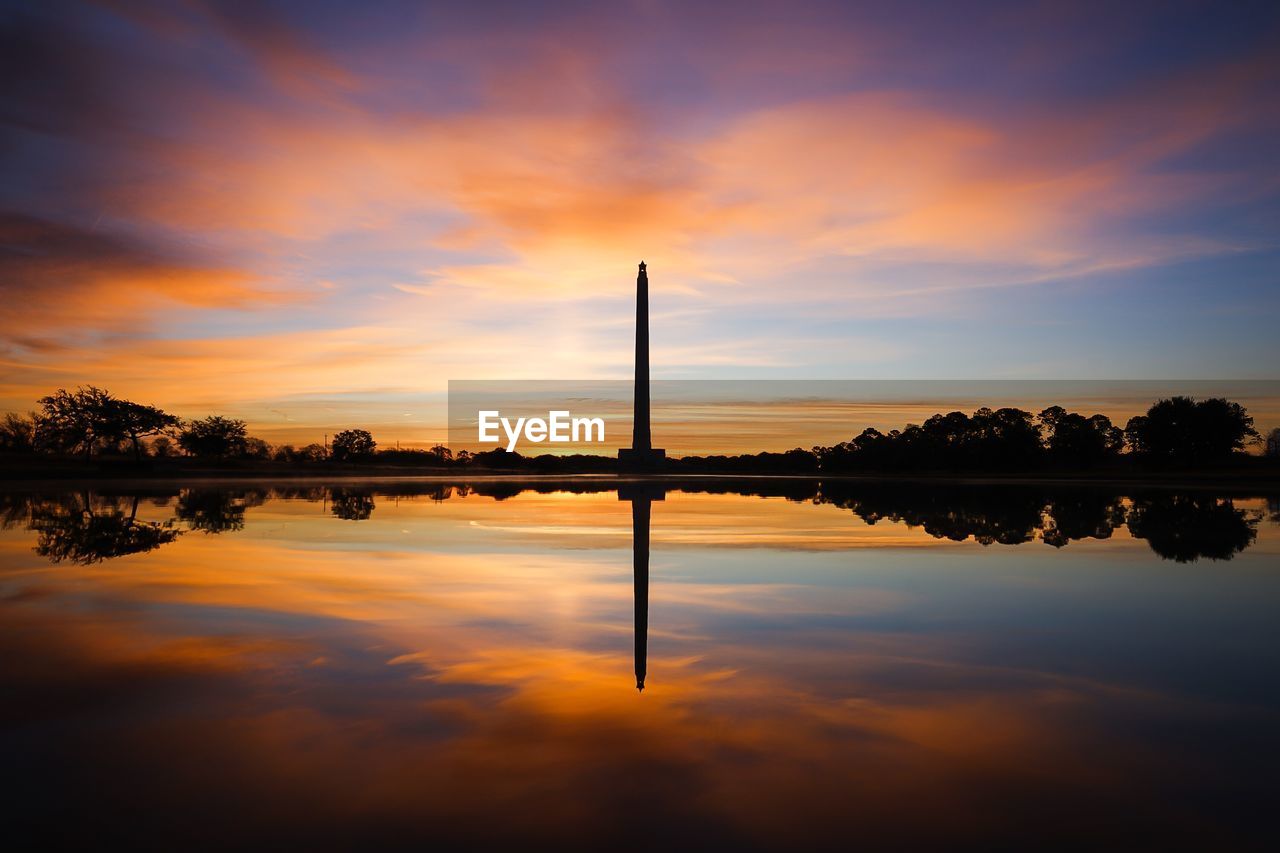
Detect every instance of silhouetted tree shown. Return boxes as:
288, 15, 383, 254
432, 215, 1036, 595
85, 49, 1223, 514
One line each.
243, 437, 272, 459
1038, 406, 1123, 468
1123, 415, 1149, 454
971, 407, 1043, 469
178, 416, 248, 460
374, 447, 437, 466
1125, 397, 1257, 464
675, 445, 814, 471
815, 407, 1042, 472
469, 447, 520, 469
1265, 427, 1280, 458
33, 387, 179, 462
429, 444, 453, 463
0, 412, 38, 453
295, 443, 328, 462
331, 428, 376, 462
150, 436, 175, 458
35, 386, 116, 459
114, 399, 180, 462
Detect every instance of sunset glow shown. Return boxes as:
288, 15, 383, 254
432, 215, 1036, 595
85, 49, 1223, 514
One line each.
4, 1, 1278, 445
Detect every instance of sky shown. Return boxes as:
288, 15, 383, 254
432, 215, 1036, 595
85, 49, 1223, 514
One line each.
2, 0, 1278, 447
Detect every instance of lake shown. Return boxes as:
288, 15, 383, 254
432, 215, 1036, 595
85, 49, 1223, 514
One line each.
2, 479, 1278, 849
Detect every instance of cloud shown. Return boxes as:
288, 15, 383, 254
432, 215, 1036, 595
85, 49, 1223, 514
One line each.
65, 48, 1277, 305
0, 213, 295, 339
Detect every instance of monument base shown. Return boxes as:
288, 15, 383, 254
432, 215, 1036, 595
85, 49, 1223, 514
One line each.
618, 447, 666, 471
617, 482, 667, 502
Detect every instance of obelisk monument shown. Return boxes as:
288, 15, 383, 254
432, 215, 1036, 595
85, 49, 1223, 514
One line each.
619, 261, 665, 469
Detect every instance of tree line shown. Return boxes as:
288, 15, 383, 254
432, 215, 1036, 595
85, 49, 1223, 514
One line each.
810, 397, 1264, 473
1, 387, 1276, 471
667, 396, 1271, 473
0, 386, 401, 464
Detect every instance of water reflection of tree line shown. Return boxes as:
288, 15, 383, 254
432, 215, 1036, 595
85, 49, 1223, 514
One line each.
329, 488, 375, 520
814, 484, 1260, 563
176, 489, 266, 533
20, 492, 181, 564
0, 483, 1269, 565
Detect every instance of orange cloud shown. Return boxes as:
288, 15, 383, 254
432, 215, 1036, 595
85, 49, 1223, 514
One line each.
4, 7, 1277, 433
0, 213, 295, 338
73, 46, 1272, 311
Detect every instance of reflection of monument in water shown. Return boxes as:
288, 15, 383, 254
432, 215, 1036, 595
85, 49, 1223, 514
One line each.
619, 261, 666, 470
620, 483, 665, 691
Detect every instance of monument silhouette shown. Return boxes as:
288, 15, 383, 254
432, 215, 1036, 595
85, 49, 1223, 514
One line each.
618, 261, 666, 470
620, 482, 666, 691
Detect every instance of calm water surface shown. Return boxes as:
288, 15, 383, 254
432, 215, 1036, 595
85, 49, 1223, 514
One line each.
2, 480, 1278, 850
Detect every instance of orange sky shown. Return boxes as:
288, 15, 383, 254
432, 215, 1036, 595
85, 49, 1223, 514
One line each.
2, 1, 1278, 449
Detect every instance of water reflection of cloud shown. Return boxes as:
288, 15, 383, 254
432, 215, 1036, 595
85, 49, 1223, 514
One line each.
3, 580, 1266, 848
2, 487, 1279, 846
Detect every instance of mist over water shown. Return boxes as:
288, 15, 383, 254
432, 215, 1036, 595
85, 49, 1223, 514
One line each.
2, 481, 1278, 849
